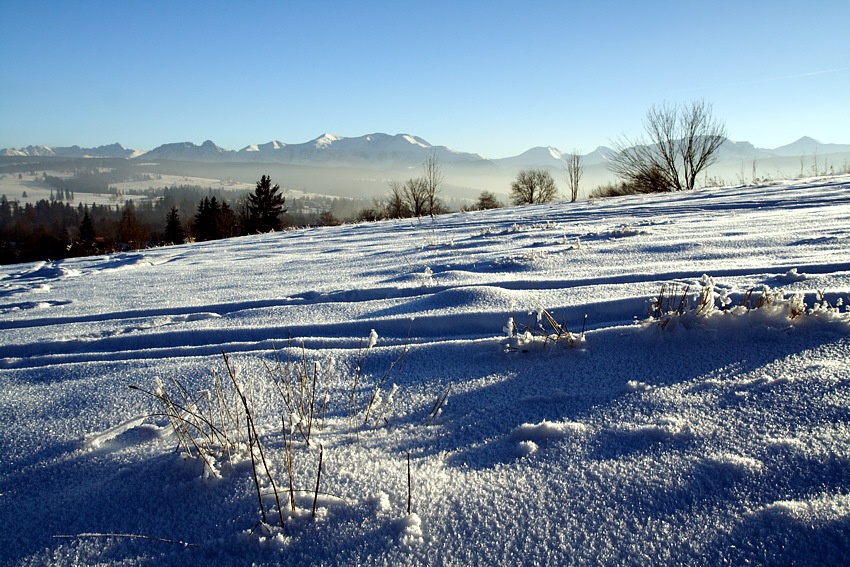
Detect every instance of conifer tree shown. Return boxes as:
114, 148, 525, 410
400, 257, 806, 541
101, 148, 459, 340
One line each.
194, 197, 221, 242
218, 200, 237, 238
78, 206, 96, 249
246, 175, 286, 233
164, 206, 185, 245
118, 201, 147, 249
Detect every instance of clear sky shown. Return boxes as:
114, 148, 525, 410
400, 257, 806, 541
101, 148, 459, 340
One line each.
1, 0, 848, 158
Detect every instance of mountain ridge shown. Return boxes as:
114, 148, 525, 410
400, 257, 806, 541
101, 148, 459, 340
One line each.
3, 134, 849, 170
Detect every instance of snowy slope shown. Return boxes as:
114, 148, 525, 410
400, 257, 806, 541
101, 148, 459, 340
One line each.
1, 176, 849, 565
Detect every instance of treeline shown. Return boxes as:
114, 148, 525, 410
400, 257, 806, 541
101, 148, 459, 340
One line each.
0, 179, 371, 265
0, 194, 195, 264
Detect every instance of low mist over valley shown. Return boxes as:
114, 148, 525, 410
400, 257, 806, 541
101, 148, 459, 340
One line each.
3, 132, 849, 205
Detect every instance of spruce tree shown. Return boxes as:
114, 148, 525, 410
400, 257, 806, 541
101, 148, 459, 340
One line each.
246, 175, 286, 233
194, 197, 222, 241
78, 206, 95, 248
218, 200, 237, 238
118, 202, 146, 249
164, 206, 185, 245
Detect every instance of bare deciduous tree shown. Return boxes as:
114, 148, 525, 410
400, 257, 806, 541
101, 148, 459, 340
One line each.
510, 169, 558, 205
422, 151, 444, 218
608, 100, 726, 192
565, 149, 583, 202
403, 177, 429, 217
386, 180, 412, 218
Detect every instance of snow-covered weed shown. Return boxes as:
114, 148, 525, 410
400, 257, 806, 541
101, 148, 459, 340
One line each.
266, 341, 335, 446
130, 329, 411, 532
647, 274, 850, 331
133, 356, 293, 527
504, 220, 564, 234
426, 384, 451, 422
130, 371, 246, 479
422, 231, 455, 248
494, 250, 548, 269
358, 326, 410, 433
560, 236, 582, 249
503, 308, 587, 352
608, 224, 645, 237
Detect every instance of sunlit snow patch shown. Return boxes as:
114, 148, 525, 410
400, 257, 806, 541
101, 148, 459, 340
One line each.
516, 440, 538, 456
512, 420, 589, 440
778, 268, 808, 283
613, 415, 692, 441
756, 492, 850, 524
397, 513, 424, 548
625, 380, 653, 392
704, 452, 764, 473
84, 414, 150, 450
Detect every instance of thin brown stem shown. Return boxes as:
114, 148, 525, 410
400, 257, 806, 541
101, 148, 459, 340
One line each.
312, 444, 324, 518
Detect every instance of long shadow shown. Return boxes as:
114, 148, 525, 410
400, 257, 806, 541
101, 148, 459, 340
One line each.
0, 286, 453, 331
1, 298, 628, 369
384, 325, 847, 470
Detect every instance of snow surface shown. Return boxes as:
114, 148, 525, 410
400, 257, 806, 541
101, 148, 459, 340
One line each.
1, 176, 849, 565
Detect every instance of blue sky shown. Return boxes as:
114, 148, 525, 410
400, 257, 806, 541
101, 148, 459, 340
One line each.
1, 0, 848, 158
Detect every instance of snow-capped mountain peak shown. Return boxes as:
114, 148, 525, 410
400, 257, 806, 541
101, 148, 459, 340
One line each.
241, 140, 288, 153
402, 134, 431, 149
313, 133, 343, 148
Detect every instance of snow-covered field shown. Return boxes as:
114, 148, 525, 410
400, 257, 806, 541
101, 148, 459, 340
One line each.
1, 176, 849, 565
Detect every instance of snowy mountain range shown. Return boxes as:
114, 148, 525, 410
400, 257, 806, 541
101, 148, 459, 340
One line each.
3, 134, 848, 170
0, 142, 142, 159
137, 133, 486, 167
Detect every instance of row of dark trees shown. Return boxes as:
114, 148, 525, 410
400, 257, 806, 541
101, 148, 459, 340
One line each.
0, 175, 288, 264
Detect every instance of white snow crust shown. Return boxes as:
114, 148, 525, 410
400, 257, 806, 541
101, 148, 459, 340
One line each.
1, 176, 849, 565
